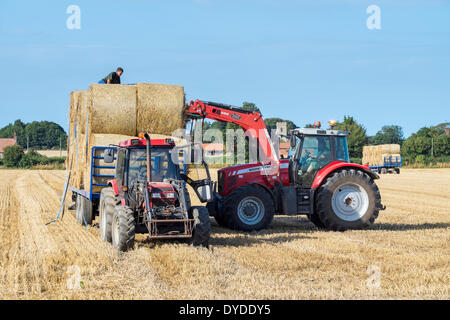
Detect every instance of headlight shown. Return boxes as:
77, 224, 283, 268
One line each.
165, 192, 175, 198
151, 193, 161, 198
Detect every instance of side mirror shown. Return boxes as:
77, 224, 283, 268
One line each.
290, 135, 297, 148
195, 184, 213, 203
104, 149, 115, 164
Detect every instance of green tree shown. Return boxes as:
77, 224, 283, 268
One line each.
332, 116, 368, 158
369, 125, 404, 145
3, 145, 24, 167
0, 119, 26, 145
0, 120, 67, 150
18, 150, 49, 168
242, 101, 260, 113
434, 134, 450, 156
402, 134, 431, 159
25, 121, 67, 149
400, 123, 449, 163
415, 127, 432, 138
402, 136, 417, 158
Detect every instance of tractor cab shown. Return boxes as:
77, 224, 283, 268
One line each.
111, 138, 180, 194
104, 137, 214, 205
288, 128, 350, 188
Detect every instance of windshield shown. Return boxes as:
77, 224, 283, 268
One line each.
128, 148, 179, 185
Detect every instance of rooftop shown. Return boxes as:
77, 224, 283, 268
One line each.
0, 138, 17, 153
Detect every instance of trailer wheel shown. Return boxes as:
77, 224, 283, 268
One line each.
395, 168, 400, 174
111, 206, 135, 252
190, 207, 211, 248
99, 187, 115, 242
316, 169, 381, 231
75, 194, 93, 226
224, 186, 274, 231
381, 168, 388, 174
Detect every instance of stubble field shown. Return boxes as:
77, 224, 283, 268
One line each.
0, 168, 448, 299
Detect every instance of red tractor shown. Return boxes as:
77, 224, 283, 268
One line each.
186, 100, 385, 231
99, 134, 213, 251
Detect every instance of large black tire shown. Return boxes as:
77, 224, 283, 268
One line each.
75, 194, 93, 226
316, 169, 381, 231
99, 187, 115, 242
206, 200, 229, 228
214, 213, 229, 228
223, 186, 275, 231
190, 207, 211, 248
111, 205, 135, 252
308, 212, 326, 229
395, 168, 400, 174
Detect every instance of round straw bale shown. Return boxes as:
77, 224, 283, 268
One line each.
89, 84, 137, 136
136, 83, 185, 135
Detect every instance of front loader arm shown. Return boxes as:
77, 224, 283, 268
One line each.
186, 100, 278, 166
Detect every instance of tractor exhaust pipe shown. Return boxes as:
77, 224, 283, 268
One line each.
144, 133, 152, 182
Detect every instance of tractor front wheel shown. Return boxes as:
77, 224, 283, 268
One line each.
190, 206, 211, 248
224, 186, 274, 231
308, 212, 326, 229
316, 169, 381, 231
111, 206, 135, 252
206, 200, 229, 228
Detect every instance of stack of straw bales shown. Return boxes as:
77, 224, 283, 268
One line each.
362, 144, 401, 166
67, 83, 186, 193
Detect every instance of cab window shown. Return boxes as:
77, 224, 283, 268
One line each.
116, 148, 127, 188
297, 136, 332, 187
335, 136, 349, 162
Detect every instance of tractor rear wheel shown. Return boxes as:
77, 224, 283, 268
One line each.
99, 187, 115, 242
224, 186, 274, 231
75, 194, 93, 226
190, 207, 211, 248
316, 169, 381, 231
111, 205, 135, 252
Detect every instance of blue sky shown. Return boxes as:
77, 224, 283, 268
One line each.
0, 0, 449, 137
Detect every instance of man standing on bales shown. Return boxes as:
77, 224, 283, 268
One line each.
98, 67, 123, 84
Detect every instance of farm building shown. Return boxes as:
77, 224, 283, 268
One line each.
279, 141, 290, 159
203, 143, 224, 157
0, 133, 17, 159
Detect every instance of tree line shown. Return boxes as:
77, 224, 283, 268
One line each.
0, 119, 67, 150
1, 111, 448, 167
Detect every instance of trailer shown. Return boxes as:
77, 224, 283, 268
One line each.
369, 155, 402, 174
69, 146, 118, 225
